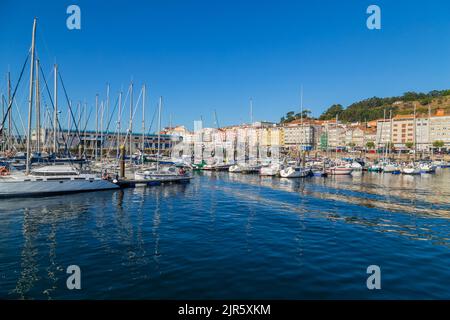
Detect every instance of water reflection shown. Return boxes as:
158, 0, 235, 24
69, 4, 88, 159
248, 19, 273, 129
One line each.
0, 171, 449, 299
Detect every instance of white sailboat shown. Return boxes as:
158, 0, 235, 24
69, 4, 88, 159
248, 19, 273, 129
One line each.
0, 19, 119, 198
0, 164, 118, 198
401, 163, 421, 175
260, 162, 283, 176
133, 96, 190, 181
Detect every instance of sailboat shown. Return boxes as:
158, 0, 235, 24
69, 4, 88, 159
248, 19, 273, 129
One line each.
0, 19, 119, 198
280, 165, 311, 178
401, 163, 421, 175
0, 164, 118, 198
134, 96, 190, 181
260, 162, 284, 176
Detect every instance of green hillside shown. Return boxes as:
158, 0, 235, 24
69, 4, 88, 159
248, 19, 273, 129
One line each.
280, 90, 450, 124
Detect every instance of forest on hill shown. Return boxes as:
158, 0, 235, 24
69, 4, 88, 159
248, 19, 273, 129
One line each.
280, 90, 450, 124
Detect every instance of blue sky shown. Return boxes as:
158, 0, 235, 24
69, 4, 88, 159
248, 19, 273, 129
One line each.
1, 0, 450, 132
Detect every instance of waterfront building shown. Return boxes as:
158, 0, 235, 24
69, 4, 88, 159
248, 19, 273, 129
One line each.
283, 124, 314, 148
429, 110, 450, 149
376, 119, 392, 148
391, 115, 416, 149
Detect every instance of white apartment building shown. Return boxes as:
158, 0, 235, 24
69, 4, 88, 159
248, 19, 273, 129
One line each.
376, 119, 392, 148
429, 114, 450, 148
283, 125, 314, 147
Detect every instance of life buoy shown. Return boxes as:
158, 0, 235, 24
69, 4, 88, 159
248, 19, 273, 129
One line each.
0, 166, 10, 176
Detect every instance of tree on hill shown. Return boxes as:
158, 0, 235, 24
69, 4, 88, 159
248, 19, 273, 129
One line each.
319, 104, 343, 120
281, 109, 313, 123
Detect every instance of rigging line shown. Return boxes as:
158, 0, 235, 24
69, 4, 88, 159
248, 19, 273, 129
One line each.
122, 87, 143, 146
80, 107, 93, 159
38, 63, 70, 156
146, 105, 157, 135
58, 70, 83, 154
104, 94, 120, 137
13, 98, 27, 138
118, 85, 131, 121
104, 96, 122, 156
0, 52, 30, 133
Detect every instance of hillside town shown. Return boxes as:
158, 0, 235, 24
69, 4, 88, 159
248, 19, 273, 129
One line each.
161, 108, 450, 155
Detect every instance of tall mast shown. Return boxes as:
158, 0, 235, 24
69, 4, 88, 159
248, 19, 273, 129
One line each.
7, 72, 11, 150
35, 59, 41, 153
95, 94, 98, 161
1, 94, 3, 151
67, 100, 71, 141
428, 103, 432, 158
249, 98, 253, 125
381, 108, 386, 159
157, 96, 162, 171
25, 18, 37, 175
117, 91, 122, 158
388, 109, 392, 158
129, 82, 133, 162
300, 85, 303, 126
106, 83, 110, 129
100, 100, 104, 162
53, 64, 58, 154
300, 85, 304, 148
413, 102, 417, 161
141, 84, 146, 167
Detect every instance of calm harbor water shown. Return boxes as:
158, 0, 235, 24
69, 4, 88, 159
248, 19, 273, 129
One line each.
0, 170, 449, 299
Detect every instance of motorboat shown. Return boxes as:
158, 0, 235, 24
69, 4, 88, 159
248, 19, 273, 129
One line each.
260, 163, 283, 176
419, 163, 437, 174
280, 166, 311, 178
326, 166, 353, 175
401, 164, 421, 175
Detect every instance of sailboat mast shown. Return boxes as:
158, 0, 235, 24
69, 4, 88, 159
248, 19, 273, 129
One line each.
300, 85, 304, 151
250, 98, 253, 125
95, 94, 98, 161
117, 91, 122, 158
388, 109, 392, 158
141, 84, 146, 167
53, 64, 58, 154
7, 71, 11, 150
129, 82, 133, 163
25, 18, 37, 175
157, 96, 162, 171
100, 100, 104, 162
413, 102, 417, 161
35, 59, 41, 153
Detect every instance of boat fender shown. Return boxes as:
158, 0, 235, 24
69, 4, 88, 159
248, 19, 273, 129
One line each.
0, 166, 9, 176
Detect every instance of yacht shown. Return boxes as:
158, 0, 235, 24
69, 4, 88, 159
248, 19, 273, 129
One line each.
229, 163, 261, 174
260, 163, 283, 176
280, 166, 311, 178
134, 165, 189, 181
0, 164, 119, 198
419, 163, 437, 174
401, 164, 421, 175
326, 166, 353, 175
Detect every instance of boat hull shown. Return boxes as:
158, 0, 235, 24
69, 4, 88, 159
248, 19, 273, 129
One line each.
0, 178, 119, 198
326, 167, 353, 175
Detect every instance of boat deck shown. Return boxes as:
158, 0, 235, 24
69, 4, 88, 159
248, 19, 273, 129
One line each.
115, 176, 193, 188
